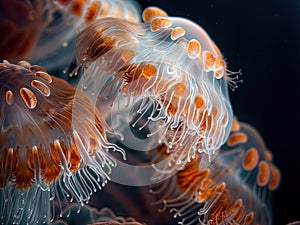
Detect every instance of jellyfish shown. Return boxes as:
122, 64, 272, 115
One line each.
72, 6, 236, 176
150, 118, 281, 225
0, 0, 142, 71
0, 60, 125, 224
31, 0, 142, 71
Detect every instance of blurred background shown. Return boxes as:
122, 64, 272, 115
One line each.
136, 0, 299, 224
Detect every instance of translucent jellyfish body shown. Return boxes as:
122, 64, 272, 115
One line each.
151, 119, 281, 225
32, 0, 142, 71
0, 0, 141, 72
0, 60, 124, 224
73, 7, 234, 174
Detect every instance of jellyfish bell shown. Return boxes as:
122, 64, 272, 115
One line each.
0, 60, 125, 224
151, 119, 281, 225
222, 118, 281, 192
29, 0, 142, 72
73, 7, 235, 182
0, 0, 142, 72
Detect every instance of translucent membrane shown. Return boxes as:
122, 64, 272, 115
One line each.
0, 60, 124, 224
0, 0, 141, 71
150, 119, 281, 225
73, 9, 234, 176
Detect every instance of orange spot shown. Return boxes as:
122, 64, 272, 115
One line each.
231, 116, 240, 132
142, 64, 157, 79
203, 51, 215, 71
226, 132, 248, 147
243, 148, 259, 171
187, 39, 201, 59
84, 1, 101, 24
5, 90, 14, 105
34, 71, 52, 83
150, 18, 172, 32
257, 161, 270, 187
70, 0, 86, 17
20, 87, 37, 109
214, 58, 226, 79
268, 164, 281, 190
142, 7, 168, 23
31, 80, 50, 96
194, 96, 204, 109
29, 65, 46, 72
173, 83, 186, 97
214, 58, 225, 71
244, 212, 254, 224
171, 27, 185, 40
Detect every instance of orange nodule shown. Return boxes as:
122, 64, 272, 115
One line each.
226, 132, 248, 147
194, 95, 204, 109
242, 148, 259, 171
257, 160, 271, 187
171, 27, 186, 41
142, 7, 168, 23
203, 51, 215, 71
187, 39, 201, 59
142, 64, 157, 79
84, 1, 101, 25
268, 164, 281, 190
150, 18, 172, 32
70, 0, 86, 17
